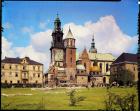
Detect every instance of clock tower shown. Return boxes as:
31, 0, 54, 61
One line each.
50, 14, 64, 67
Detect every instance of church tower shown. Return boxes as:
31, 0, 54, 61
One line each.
50, 14, 64, 67
64, 27, 76, 82
89, 34, 97, 53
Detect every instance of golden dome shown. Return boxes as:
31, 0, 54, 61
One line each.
89, 66, 100, 72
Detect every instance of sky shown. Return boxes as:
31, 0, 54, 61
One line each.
2, 0, 139, 72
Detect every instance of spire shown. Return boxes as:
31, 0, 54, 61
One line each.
89, 34, 97, 53
57, 12, 59, 18
65, 26, 74, 39
54, 13, 61, 31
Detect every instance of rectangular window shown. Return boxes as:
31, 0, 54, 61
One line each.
33, 66, 35, 70
38, 73, 40, 78
2, 64, 4, 69
15, 72, 18, 77
9, 72, 12, 76
10, 81, 12, 84
1, 72, 5, 77
5, 80, 7, 84
23, 66, 26, 70
17, 80, 20, 83
24, 73, 26, 78
36, 80, 38, 84
9, 65, 12, 69
33, 73, 35, 77
16, 65, 18, 70
38, 66, 40, 71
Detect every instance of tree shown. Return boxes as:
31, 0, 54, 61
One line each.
67, 89, 86, 106
110, 69, 135, 86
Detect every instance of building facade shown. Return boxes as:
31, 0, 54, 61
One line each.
110, 53, 138, 82
47, 15, 116, 86
48, 15, 76, 86
1, 57, 43, 85
77, 35, 116, 84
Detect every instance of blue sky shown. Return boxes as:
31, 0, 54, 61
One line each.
2, 0, 139, 71
2, 0, 138, 47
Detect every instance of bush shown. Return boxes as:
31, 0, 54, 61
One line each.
1, 83, 42, 88
67, 89, 86, 106
105, 89, 136, 110
110, 69, 135, 86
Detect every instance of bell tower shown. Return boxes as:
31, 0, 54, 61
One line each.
50, 14, 64, 67
51, 14, 63, 48
64, 26, 76, 82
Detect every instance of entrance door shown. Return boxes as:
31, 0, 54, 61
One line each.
103, 77, 106, 83
23, 79, 27, 84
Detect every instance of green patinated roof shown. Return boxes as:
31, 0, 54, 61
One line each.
88, 52, 116, 61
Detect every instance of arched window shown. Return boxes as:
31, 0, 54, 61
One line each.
70, 40, 73, 46
70, 58, 72, 63
106, 63, 109, 72
100, 63, 102, 72
84, 63, 86, 69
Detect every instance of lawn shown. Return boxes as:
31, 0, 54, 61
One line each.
1, 87, 139, 110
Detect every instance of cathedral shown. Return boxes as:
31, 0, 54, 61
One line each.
47, 15, 116, 87
48, 15, 76, 86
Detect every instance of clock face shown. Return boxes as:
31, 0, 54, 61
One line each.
55, 49, 63, 61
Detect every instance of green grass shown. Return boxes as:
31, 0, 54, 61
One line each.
1, 87, 139, 110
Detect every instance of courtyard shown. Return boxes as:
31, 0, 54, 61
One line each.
1, 86, 139, 110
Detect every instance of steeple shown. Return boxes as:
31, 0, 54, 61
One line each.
54, 13, 61, 31
89, 34, 97, 53
51, 14, 64, 49
65, 26, 74, 39
64, 26, 75, 48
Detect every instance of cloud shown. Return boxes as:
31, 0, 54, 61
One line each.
21, 26, 33, 34
63, 15, 138, 56
3, 22, 13, 29
2, 37, 16, 59
1, 36, 50, 72
39, 22, 47, 30
2, 15, 138, 72
39, 20, 50, 30
15, 45, 50, 72
31, 29, 52, 52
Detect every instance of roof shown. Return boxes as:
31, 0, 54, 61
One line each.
89, 66, 100, 72
88, 52, 116, 61
76, 64, 85, 70
112, 53, 137, 64
2, 57, 43, 65
65, 27, 74, 39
